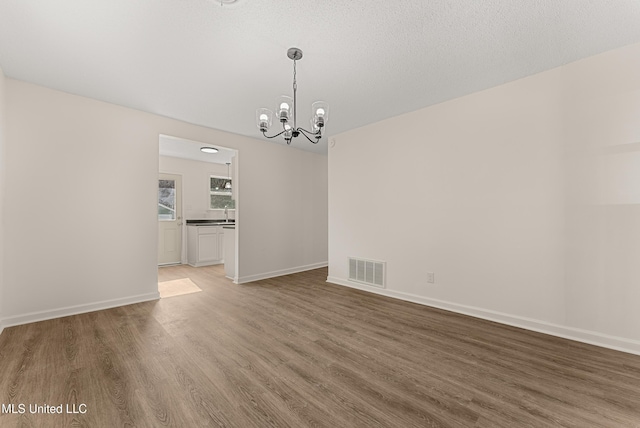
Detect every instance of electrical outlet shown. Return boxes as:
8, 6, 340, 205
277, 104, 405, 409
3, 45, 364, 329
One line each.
427, 272, 435, 284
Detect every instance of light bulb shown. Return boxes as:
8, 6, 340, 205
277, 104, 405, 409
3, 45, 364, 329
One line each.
259, 113, 268, 121
280, 102, 290, 111
316, 108, 325, 117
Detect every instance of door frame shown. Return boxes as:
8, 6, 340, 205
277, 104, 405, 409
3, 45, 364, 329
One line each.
158, 134, 240, 283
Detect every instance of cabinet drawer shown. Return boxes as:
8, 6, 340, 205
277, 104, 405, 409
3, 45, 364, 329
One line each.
197, 226, 218, 234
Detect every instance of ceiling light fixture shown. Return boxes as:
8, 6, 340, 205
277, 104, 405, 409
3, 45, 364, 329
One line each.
225, 162, 232, 189
256, 47, 329, 145
200, 147, 218, 154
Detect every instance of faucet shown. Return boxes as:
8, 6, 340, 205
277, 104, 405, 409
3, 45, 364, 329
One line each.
224, 205, 228, 222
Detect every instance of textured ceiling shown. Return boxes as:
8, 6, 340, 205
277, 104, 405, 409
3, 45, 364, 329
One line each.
2, 0, 640, 154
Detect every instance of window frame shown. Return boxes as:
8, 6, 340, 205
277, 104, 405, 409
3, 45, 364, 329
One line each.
209, 174, 234, 210
158, 178, 177, 221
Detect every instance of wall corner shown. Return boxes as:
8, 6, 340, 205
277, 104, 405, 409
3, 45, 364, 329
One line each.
0, 66, 6, 333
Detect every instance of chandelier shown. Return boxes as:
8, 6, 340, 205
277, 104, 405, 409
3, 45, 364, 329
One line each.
256, 48, 329, 145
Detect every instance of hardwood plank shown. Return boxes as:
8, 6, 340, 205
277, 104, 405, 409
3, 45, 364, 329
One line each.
1, 265, 640, 427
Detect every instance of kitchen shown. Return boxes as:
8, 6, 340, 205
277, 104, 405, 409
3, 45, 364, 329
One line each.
158, 134, 238, 282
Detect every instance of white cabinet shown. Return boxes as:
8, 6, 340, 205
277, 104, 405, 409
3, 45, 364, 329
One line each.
223, 226, 236, 280
187, 226, 224, 267
198, 230, 218, 261
218, 230, 224, 264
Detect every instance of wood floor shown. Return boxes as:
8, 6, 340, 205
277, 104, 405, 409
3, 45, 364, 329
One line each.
1, 266, 640, 427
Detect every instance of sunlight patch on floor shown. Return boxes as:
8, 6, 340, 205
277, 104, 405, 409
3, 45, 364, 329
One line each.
158, 278, 202, 298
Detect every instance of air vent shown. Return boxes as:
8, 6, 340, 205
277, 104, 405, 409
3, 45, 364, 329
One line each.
348, 257, 385, 288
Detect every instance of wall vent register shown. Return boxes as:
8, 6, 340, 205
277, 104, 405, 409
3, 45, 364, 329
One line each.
348, 257, 386, 288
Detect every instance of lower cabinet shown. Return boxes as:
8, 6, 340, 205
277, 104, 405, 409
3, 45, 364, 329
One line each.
223, 227, 236, 280
187, 226, 224, 267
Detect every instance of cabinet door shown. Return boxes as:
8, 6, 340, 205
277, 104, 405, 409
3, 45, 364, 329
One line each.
198, 232, 218, 262
218, 227, 224, 262
187, 226, 198, 265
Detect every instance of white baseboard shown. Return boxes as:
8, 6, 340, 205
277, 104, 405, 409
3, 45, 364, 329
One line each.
327, 276, 640, 356
0, 292, 160, 330
238, 262, 328, 284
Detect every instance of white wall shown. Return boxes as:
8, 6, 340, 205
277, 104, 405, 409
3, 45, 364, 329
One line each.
562, 45, 640, 343
328, 42, 640, 355
3, 81, 161, 325
2, 79, 327, 327
238, 138, 328, 282
159, 155, 235, 221
0, 67, 6, 335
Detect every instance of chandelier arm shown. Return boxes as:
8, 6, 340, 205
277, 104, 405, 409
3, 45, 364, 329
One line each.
297, 127, 322, 137
262, 129, 287, 139
296, 127, 321, 144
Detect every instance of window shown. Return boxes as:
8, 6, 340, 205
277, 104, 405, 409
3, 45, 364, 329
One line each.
210, 176, 235, 209
158, 179, 176, 220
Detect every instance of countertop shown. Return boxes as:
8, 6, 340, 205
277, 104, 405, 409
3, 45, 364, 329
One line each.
185, 219, 235, 227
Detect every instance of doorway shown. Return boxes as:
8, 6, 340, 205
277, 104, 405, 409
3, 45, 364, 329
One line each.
158, 134, 239, 283
158, 173, 183, 265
